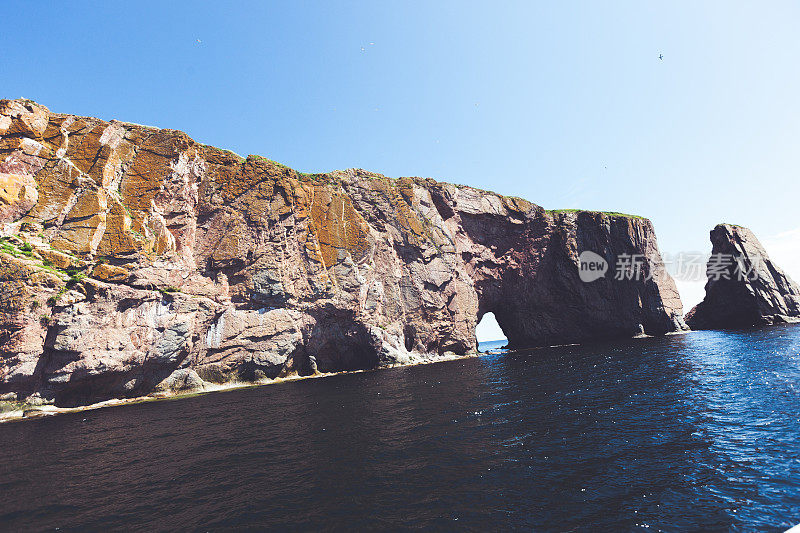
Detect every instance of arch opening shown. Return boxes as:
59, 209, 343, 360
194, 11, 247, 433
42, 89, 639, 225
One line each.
475, 311, 507, 353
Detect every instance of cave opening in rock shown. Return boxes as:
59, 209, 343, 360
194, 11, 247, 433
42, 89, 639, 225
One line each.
475, 312, 507, 351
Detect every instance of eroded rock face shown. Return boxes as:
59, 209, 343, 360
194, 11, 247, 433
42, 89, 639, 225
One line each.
0, 172, 38, 222
0, 99, 686, 407
685, 224, 800, 329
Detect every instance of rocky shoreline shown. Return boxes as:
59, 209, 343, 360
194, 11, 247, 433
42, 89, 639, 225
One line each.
0, 369, 339, 423
0, 348, 484, 423
2, 331, 701, 424
0, 98, 688, 410
3, 99, 799, 419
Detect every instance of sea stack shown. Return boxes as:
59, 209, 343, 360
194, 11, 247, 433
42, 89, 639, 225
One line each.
685, 224, 800, 329
0, 99, 686, 407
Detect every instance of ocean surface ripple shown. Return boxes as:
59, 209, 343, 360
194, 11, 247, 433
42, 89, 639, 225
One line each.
1, 325, 799, 531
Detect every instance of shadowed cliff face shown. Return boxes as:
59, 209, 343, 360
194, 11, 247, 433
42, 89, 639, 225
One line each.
0, 99, 686, 407
686, 224, 800, 329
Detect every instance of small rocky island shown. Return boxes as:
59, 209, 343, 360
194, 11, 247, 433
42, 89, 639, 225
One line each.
0, 99, 688, 410
686, 224, 800, 329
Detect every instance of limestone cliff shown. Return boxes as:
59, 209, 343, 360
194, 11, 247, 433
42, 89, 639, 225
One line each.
685, 224, 800, 329
0, 99, 686, 408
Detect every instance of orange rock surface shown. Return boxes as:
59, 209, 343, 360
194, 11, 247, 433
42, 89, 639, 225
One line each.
0, 99, 687, 409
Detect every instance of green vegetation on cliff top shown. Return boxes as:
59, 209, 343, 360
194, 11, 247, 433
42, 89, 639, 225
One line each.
546, 209, 645, 219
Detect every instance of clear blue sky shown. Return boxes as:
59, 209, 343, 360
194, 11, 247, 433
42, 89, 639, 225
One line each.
3, 1, 799, 340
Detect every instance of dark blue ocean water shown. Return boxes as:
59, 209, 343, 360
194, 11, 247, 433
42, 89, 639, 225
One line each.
1, 325, 799, 531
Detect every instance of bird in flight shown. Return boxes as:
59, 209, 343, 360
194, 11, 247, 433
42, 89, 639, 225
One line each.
658, 53, 663, 60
